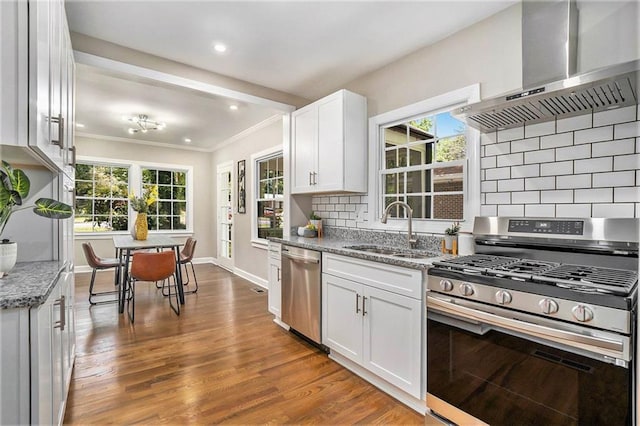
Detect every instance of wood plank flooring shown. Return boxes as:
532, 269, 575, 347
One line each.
64, 264, 425, 424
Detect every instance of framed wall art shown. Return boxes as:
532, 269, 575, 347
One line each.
237, 159, 246, 214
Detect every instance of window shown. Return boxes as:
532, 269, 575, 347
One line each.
142, 168, 187, 230
368, 85, 480, 232
75, 159, 192, 234
75, 163, 129, 232
253, 149, 284, 242
382, 111, 466, 220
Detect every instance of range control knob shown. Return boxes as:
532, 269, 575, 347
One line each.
459, 284, 475, 296
439, 279, 453, 292
539, 298, 559, 315
495, 290, 512, 305
572, 305, 594, 322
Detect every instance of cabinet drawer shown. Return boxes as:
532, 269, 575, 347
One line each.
268, 242, 281, 260
322, 253, 423, 299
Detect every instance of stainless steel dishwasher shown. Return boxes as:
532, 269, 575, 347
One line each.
281, 245, 321, 344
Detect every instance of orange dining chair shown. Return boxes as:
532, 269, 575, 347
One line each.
128, 250, 179, 322
82, 242, 123, 305
180, 237, 198, 294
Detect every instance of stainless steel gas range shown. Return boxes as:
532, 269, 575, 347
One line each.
426, 217, 639, 426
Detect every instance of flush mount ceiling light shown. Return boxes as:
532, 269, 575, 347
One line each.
229, 105, 238, 111
125, 114, 166, 134
184, 138, 192, 143
212, 42, 227, 53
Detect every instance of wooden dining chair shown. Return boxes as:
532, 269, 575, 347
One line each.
180, 237, 198, 294
82, 242, 123, 305
128, 250, 180, 322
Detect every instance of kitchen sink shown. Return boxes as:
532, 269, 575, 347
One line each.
343, 245, 434, 259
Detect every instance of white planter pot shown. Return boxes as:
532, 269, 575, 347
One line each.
444, 235, 457, 251
0, 242, 18, 278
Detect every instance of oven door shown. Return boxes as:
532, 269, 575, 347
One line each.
427, 293, 633, 426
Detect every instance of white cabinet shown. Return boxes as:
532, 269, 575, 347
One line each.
322, 254, 423, 398
291, 90, 367, 194
267, 242, 282, 317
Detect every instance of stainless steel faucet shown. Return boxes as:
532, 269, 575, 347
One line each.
381, 201, 417, 249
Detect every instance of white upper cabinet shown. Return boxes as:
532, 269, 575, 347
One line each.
291, 90, 367, 194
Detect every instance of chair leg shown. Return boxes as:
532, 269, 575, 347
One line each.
89, 268, 120, 305
182, 261, 198, 294
127, 278, 136, 323
165, 274, 180, 316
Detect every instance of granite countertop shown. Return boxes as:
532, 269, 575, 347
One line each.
270, 236, 453, 270
0, 261, 66, 309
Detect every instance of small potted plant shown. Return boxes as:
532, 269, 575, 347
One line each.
444, 222, 460, 251
0, 161, 73, 277
309, 211, 323, 237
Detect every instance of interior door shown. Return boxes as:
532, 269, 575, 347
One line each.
216, 162, 234, 271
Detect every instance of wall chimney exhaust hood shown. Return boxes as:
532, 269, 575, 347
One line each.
454, 0, 639, 133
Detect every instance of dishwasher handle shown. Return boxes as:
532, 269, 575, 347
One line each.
282, 252, 320, 264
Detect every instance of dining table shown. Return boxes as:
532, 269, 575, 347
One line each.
112, 235, 185, 314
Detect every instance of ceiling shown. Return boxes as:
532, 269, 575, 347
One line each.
66, 1, 517, 151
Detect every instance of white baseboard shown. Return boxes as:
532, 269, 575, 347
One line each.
75, 256, 216, 274
233, 267, 268, 289
329, 352, 427, 415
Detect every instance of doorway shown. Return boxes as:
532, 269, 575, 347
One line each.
217, 162, 234, 271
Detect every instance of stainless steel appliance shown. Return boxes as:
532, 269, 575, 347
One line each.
426, 217, 638, 425
281, 245, 322, 344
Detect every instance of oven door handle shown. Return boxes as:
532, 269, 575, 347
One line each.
427, 295, 628, 361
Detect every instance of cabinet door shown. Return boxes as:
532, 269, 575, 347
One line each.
316, 95, 344, 191
322, 274, 363, 363
291, 106, 317, 194
268, 262, 281, 317
363, 286, 422, 397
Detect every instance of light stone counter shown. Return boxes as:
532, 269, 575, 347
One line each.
0, 261, 65, 309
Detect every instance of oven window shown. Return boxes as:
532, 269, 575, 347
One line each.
427, 319, 631, 425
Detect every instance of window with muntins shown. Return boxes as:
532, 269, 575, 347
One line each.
382, 111, 466, 220
141, 168, 188, 231
256, 153, 284, 240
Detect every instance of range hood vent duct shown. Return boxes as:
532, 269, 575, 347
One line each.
455, 0, 639, 133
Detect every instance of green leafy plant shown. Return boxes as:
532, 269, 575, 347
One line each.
310, 211, 321, 220
0, 161, 73, 237
445, 222, 460, 236
129, 185, 158, 213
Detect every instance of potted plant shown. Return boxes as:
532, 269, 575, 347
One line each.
0, 161, 73, 277
309, 211, 323, 237
444, 222, 460, 251
128, 185, 158, 240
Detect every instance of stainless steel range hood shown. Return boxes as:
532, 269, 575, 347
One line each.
455, 1, 639, 133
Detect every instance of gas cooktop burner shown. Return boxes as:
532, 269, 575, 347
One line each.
434, 254, 517, 271
488, 260, 559, 280
535, 264, 639, 295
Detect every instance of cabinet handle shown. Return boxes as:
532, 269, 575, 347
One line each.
313, 172, 317, 185
277, 267, 280, 282
50, 115, 64, 147
54, 295, 66, 331
69, 146, 76, 167
356, 293, 361, 314
362, 296, 367, 316
309, 171, 312, 185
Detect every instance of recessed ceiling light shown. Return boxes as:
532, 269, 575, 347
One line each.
184, 138, 192, 143
229, 105, 238, 111
76, 123, 85, 128
213, 43, 227, 53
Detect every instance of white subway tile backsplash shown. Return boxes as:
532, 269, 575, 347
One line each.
497, 204, 524, 216
557, 114, 592, 133
345, 204, 356, 212
592, 203, 635, 218
556, 144, 591, 161
498, 179, 524, 192
345, 220, 357, 228
541, 132, 573, 149
485, 142, 511, 156
481, 181, 497, 192
525, 176, 556, 190
574, 188, 613, 203
324, 218, 336, 226
481, 156, 497, 169
339, 196, 350, 203
511, 191, 540, 204
330, 196, 340, 203
614, 187, 640, 203
481, 131, 498, 145
334, 204, 345, 211
525, 121, 555, 138
497, 126, 524, 143
615, 121, 640, 139
497, 153, 524, 167
540, 190, 573, 204
511, 164, 539, 178
349, 196, 361, 203
556, 204, 592, 217
339, 212, 350, 219
329, 211, 339, 219
540, 161, 573, 176
574, 126, 614, 145
556, 174, 592, 189
592, 171, 635, 188
486, 192, 511, 205
324, 204, 335, 211
511, 138, 540, 153
574, 157, 612, 174
593, 106, 636, 126
525, 204, 555, 217
524, 149, 555, 164
480, 205, 498, 216
637, 170, 640, 186
335, 219, 346, 227
485, 167, 511, 180
592, 139, 635, 157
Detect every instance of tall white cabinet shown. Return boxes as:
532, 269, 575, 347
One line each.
291, 90, 367, 194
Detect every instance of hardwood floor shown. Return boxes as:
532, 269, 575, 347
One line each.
64, 264, 425, 424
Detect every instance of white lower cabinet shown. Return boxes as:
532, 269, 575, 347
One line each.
267, 242, 282, 318
322, 254, 423, 399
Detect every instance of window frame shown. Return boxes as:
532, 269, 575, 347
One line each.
367, 84, 481, 234
250, 146, 285, 247
75, 156, 194, 237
